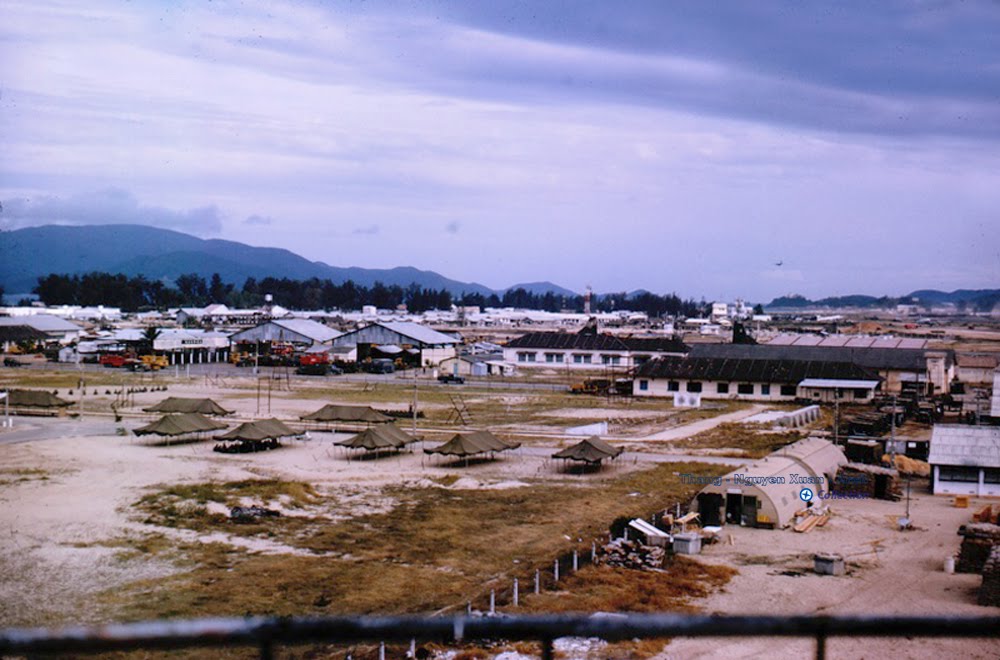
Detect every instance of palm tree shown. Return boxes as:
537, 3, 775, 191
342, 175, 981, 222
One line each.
140, 326, 161, 355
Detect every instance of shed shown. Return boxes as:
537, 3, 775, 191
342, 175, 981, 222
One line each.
928, 425, 1000, 497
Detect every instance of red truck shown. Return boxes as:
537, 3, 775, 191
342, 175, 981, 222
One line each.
99, 354, 132, 368
298, 353, 330, 367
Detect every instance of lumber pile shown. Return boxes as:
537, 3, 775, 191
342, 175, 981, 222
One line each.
972, 504, 996, 524
595, 538, 666, 570
955, 523, 1000, 574
978, 545, 1000, 607
792, 505, 831, 533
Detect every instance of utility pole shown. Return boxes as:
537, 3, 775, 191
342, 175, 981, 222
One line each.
412, 367, 418, 434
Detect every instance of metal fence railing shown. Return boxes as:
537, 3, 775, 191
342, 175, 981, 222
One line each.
2, 613, 999, 660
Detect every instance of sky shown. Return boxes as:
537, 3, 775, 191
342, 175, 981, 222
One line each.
1, 0, 998, 302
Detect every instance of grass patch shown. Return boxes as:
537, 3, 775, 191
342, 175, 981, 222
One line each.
111, 462, 730, 624
672, 423, 804, 458
520, 559, 736, 614
0, 467, 50, 485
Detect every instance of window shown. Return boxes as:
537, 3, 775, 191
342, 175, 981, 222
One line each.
760, 384, 770, 396
633, 355, 649, 366
686, 381, 702, 393
737, 383, 754, 395
780, 385, 797, 396
717, 382, 729, 394
668, 381, 680, 392
854, 388, 870, 399
985, 469, 1000, 484
517, 352, 536, 363
545, 353, 563, 363
939, 466, 979, 483
572, 354, 591, 364
639, 379, 649, 391
601, 354, 621, 365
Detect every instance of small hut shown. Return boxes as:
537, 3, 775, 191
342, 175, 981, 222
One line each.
4, 389, 74, 417
144, 397, 233, 416
215, 418, 298, 453
552, 436, 623, 471
133, 413, 228, 445
335, 424, 418, 459
300, 404, 392, 430
424, 430, 520, 465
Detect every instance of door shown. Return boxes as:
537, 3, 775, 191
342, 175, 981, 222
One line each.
742, 495, 758, 526
725, 493, 742, 525
697, 493, 723, 526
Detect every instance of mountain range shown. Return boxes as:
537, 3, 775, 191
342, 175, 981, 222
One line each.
0, 225, 579, 298
767, 290, 1000, 311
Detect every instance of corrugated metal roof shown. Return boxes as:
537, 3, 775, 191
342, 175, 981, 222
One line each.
928, 425, 1000, 468
690, 343, 937, 371
378, 322, 459, 346
0, 315, 82, 333
765, 334, 928, 350
798, 379, 881, 389
505, 331, 627, 351
274, 319, 341, 343
635, 356, 879, 384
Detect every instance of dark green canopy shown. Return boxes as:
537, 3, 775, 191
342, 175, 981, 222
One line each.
552, 436, 623, 464
217, 418, 297, 442
301, 404, 391, 423
6, 389, 72, 408
144, 397, 232, 416
424, 430, 520, 457
335, 425, 417, 451
134, 413, 228, 437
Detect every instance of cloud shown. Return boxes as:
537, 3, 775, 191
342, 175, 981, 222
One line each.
445, 221, 461, 235
352, 224, 380, 235
244, 214, 274, 226
1, 189, 222, 235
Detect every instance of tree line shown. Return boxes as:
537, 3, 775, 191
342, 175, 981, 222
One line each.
33, 271, 703, 317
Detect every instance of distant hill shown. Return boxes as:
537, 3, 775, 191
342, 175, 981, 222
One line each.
768, 290, 1000, 312
0, 224, 574, 297
504, 281, 579, 297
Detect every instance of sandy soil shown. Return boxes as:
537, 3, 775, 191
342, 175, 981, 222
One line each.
657, 490, 1000, 659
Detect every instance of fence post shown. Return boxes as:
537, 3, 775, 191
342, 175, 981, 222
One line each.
513, 578, 519, 607
554, 559, 560, 582
573, 550, 578, 572
379, 641, 385, 660
535, 569, 540, 594
489, 589, 495, 614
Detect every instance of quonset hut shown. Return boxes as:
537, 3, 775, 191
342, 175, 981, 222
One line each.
691, 438, 847, 528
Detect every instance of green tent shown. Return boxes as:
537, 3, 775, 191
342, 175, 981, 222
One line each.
144, 397, 232, 416
301, 404, 391, 424
134, 413, 228, 437
217, 418, 298, 442
6, 389, 72, 408
552, 436, 623, 464
424, 430, 520, 458
336, 425, 416, 452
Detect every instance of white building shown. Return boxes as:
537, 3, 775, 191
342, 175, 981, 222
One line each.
502, 331, 687, 369
928, 425, 1000, 497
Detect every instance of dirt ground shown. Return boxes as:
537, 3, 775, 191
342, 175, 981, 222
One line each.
1, 375, 997, 658
658, 489, 1000, 659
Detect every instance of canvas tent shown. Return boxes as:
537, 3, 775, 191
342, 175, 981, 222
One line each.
133, 413, 227, 444
144, 397, 232, 416
3, 389, 74, 417
424, 430, 520, 462
335, 425, 418, 454
552, 436, 623, 464
215, 418, 298, 453
6, 389, 72, 408
301, 404, 391, 424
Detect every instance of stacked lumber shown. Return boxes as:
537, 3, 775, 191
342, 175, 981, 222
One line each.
793, 511, 831, 533
973, 504, 995, 524
978, 545, 1000, 607
956, 523, 1000, 574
